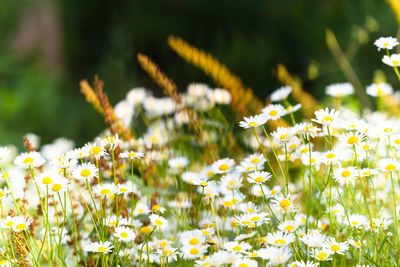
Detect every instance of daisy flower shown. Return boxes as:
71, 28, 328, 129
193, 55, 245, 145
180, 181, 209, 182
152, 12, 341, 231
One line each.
85, 141, 107, 160
347, 239, 363, 249
211, 158, 235, 174
312, 249, 332, 261
239, 114, 268, 129
12, 216, 33, 232
41, 176, 70, 195
333, 167, 357, 186
102, 134, 121, 150
259, 247, 291, 264
247, 171, 271, 184
374, 36, 399, 51
84, 241, 114, 254
120, 150, 144, 160
379, 158, 400, 172
271, 127, 294, 143
312, 107, 340, 126
71, 163, 98, 181
366, 82, 393, 97
382, 54, 400, 67
301, 229, 326, 248
150, 214, 168, 230
266, 231, 295, 247
326, 83, 354, 97
270, 86, 293, 102
323, 237, 349, 255
207, 88, 232, 104
92, 183, 117, 198
262, 104, 287, 120
114, 226, 136, 242
168, 157, 190, 169
181, 245, 208, 259
35, 171, 62, 187
116, 183, 133, 195
14, 151, 45, 169
278, 220, 300, 233
285, 103, 302, 114
299, 123, 320, 138
180, 230, 205, 246
233, 258, 258, 267
340, 132, 365, 146
346, 214, 368, 229
224, 241, 252, 254
272, 194, 296, 213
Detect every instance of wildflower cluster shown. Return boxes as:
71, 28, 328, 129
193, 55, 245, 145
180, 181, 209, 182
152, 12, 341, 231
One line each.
0, 36, 400, 267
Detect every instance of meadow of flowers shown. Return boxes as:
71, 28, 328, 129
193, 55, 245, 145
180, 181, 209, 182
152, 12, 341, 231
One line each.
1, 35, 400, 267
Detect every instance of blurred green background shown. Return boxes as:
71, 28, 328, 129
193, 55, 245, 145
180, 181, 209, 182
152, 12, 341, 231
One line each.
0, 0, 398, 147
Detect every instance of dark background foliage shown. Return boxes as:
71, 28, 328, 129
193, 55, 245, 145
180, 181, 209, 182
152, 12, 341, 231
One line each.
0, 0, 397, 147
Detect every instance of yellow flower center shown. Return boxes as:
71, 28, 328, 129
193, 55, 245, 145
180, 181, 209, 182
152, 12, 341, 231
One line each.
232, 245, 242, 251
100, 189, 111, 195
128, 152, 136, 157
347, 136, 359, 144
362, 145, 370, 150
280, 134, 289, 140
317, 252, 328, 260
219, 163, 229, 171
326, 153, 335, 159
351, 221, 359, 225
200, 182, 208, 187
120, 232, 129, 238
322, 116, 333, 123
228, 181, 235, 187
248, 122, 258, 127
239, 264, 249, 267
251, 216, 261, 221
119, 188, 128, 192
91, 146, 102, 155
275, 239, 286, 245
155, 219, 163, 226
202, 230, 210, 235
285, 225, 295, 232
189, 247, 199, 255
140, 226, 152, 234
97, 246, 107, 252
51, 184, 62, 192
289, 144, 297, 149
384, 42, 389, 46
42, 177, 52, 185
0, 260, 7, 264
393, 60, 400, 66
254, 177, 264, 183
6, 221, 14, 226
23, 157, 34, 164
81, 169, 91, 177
189, 238, 200, 245
16, 223, 26, 230
280, 199, 291, 208
354, 241, 361, 247
251, 158, 261, 163
246, 166, 255, 171
341, 170, 351, 177
386, 164, 396, 171
395, 139, 400, 145
269, 110, 278, 116
331, 244, 340, 252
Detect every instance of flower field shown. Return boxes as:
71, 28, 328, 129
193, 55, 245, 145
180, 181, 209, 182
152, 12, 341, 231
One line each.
1, 35, 400, 266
